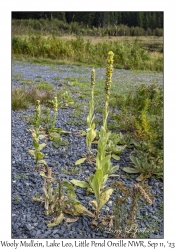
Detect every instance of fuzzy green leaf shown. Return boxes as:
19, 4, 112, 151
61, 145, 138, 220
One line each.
95, 169, 103, 189
28, 150, 35, 157
33, 139, 39, 149
75, 158, 86, 165
123, 167, 140, 174
38, 134, 46, 140
101, 155, 111, 168
109, 165, 120, 174
70, 180, 89, 188
102, 174, 108, 186
78, 130, 86, 136
36, 152, 45, 160
50, 132, 62, 140
130, 155, 141, 167
112, 154, 120, 161
74, 204, 94, 217
38, 143, 46, 151
62, 180, 76, 199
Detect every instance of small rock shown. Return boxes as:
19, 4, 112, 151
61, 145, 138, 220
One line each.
24, 224, 33, 231
107, 201, 113, 207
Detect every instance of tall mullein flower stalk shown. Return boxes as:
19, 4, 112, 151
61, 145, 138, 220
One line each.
86, 69, 96, 154
50, 97, 59, 130
35, 100, 41, 134
88, 69, 95, 128
103, 51, 114, 132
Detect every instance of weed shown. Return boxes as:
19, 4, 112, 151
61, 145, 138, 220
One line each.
14, 174, 20, 180
12, 73, 23, 80
28, 129, 47, 170
14, 195, 19, 204
28, 101, 47, 170
123, 153, 163, 180
111, 181, 153, 238
61, 166, 79, 176
21, 79, 33, 85
21, 173, 28, 179
14, 173, 28, 180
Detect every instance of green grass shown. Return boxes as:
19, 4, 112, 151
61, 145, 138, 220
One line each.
35, 81, 54, 91
12, 73, 23, 80
12, 35, 163, 72
21, 79, 33, 84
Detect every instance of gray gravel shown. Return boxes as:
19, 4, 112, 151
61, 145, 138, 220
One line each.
12, 61, 163, 239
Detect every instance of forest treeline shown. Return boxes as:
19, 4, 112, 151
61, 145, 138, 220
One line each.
12, 12, 163, 30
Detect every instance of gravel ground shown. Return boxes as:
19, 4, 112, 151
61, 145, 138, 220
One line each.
12, 61, 163, 239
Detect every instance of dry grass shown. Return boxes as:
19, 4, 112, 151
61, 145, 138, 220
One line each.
12, 86, 55, 110
60, 35, 163, 45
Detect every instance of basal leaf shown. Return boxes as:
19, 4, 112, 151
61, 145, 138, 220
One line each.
64, 217, 79, 223
47, 212, 64, 227
109, 165, 119, 174
112, 154, 120, 161
75, 158, 86, 165
130, 155, 141, 167
99, 188, 113, 209
123, 167, 140, 174
90, 200, 98, 209
74, 204, 94, 217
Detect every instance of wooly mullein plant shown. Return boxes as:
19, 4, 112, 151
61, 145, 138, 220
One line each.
28, 100, 47, 170
45, 96, 70, 147
33, 166, 94, 227
96, 51, 119, 175
75, 69, 97, 165
71, 52, 118, 219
